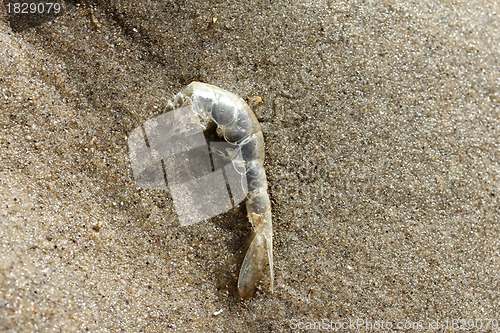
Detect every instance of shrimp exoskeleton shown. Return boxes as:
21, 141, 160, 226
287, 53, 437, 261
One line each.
167, 82, 273, 299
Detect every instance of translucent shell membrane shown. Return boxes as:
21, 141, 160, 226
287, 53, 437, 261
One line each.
179, 82, 273, 299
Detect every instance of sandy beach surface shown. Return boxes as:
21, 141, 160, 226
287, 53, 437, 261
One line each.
1, 1, 498, 332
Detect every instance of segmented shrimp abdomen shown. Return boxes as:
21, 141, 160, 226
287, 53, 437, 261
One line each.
184, 82, 261, 143
245, 160, 268, 194
239, 132, 265, 164
174, 81, 274, 298
220, 105, 259, 143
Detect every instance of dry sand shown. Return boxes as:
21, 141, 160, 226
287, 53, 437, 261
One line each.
1, 1, 498, 332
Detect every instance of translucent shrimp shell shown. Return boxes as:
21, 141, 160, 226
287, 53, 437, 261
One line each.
169, 82, 274, 298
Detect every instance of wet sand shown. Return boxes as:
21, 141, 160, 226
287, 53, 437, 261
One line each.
1, 1, 498, 332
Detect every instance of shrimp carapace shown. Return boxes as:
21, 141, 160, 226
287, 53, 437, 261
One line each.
167, 82, 274, 298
